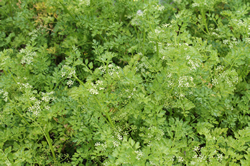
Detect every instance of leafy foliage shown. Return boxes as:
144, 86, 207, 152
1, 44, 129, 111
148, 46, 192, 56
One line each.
0, 0, 250, 165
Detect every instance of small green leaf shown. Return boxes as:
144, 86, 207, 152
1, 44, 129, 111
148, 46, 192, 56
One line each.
89, 62, 93, 69
183, 98, 195, 110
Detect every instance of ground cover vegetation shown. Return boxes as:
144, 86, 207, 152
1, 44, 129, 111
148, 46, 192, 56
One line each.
0, 0, 250, 165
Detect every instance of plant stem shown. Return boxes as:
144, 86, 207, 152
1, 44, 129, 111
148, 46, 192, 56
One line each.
7, 69, 57, 164
201, 9, 209, 33
73, 74, 115, 130
8, 0, 13, 18
156, 42, 159, 58
143, 29, 146, 55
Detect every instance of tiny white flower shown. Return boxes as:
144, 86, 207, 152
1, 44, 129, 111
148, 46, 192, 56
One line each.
3, 92, 8, 97
33, 110, 39, 116
42, 96, 50, 102
67, 80, 74, 87
117, 134, 123, 140
113, 141, 119, 147
180, 94, 185, 98
217, 154, 223, 161
89, 88, 98, 95
163, 23, 169, 28
5, 160, 11, 166
67, 70, 75, 78
194, 146, 200, 151
193, 155, 198, 158
95, 142, 101, 146
30, 97, 36, 101
35, 100, 41, 105
62, 72, 66, 77
190, 161, 196, 165
212, 78, 218, 86
178, 156, 184, 162
155, 29, 161, 34
158, 6, 165, 11
137, 10, 143, 16
192, 3, 199, 7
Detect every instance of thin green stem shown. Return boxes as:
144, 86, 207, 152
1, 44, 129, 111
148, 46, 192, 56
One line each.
14, 108, 29, 125
143, 29, 146, 55
73, 74, 115, 130
8, 0, 13, 18
156, 42, 159, 58
201, 9, 209, 33
94, 96, 115, 129
59, 1, 76, 21
7, 69, 57, 164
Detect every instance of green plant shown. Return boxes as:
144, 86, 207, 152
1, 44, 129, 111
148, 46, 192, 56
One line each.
0, 0, 249, 165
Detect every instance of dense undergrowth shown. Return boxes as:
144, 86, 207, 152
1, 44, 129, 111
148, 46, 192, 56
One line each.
0, 0, 250, 165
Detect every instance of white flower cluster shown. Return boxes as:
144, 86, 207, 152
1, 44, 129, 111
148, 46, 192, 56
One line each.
149, 161, 157, 166
186, 55, 200, 70
28, 100, 42, 116
98, 64, 120, 77
41, 91, 55, 102
155, 29, 162, 34
20, 49, 36, 65
113, 141, 120, 147
20, 47, 36, 65
212, 78, 218, 86
192, 3, 199, 7
155, 5, 165, 11
95, 142, 101, 146
28, 91, 54, 116
116, 133, 123, 141
67, 80, 74, 87
162, 23, 170, 28
28, 28, 39, 42
61, 65, 76, 87
194, 146, 200, 152
135, 150, 143, 160
136, 58, 151, 73
67, 70, 76, 78
17, 82, 33, 90
191, 153, 207, 164
94, 142, 107, 151
127, 88, 136, 99
213, 69, 238, 87
178, 76, 195, 88
147, 126, 164, 141
0, 89, 8, 102
223, 40, 229, 45
215, 65, 224, 72
137, 10, 143, 16
223, 37, 240, 48
5, 160, 11, 166
178, 156, 184, 162
79, 0, 90, 6
244, 38, 250, 44
88, 80, 105, 95
217, 153, 223, 161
